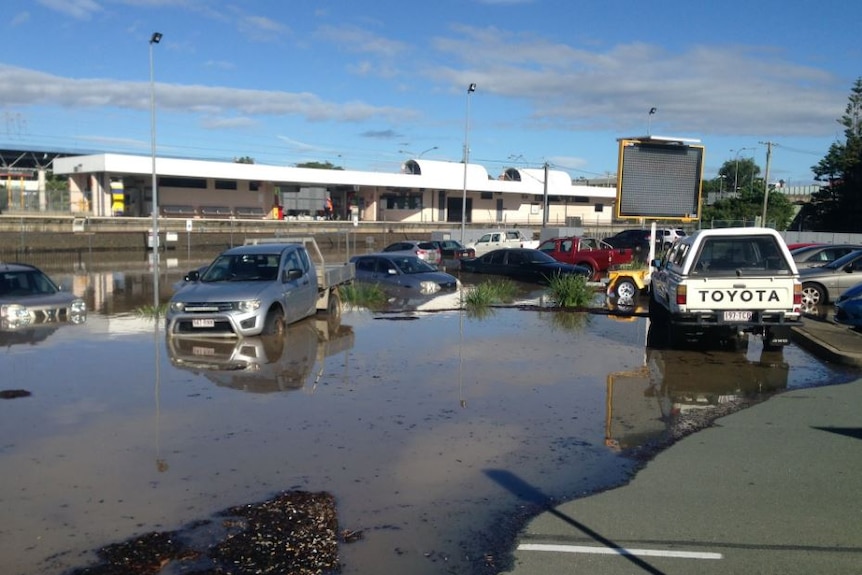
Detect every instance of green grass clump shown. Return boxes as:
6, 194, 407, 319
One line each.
545, 273, 592, 308
463, 279, 518, 308
341, 282, 388, 309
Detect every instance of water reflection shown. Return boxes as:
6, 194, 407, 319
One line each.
166, 316, 354, 393
605, 321, 790, 451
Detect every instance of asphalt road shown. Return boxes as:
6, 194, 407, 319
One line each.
502, 319, 862, 575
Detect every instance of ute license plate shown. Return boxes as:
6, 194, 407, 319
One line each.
723, 311, 753, 322
192, 318, 215, 328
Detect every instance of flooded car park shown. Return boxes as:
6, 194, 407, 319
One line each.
0, 255, 857, 575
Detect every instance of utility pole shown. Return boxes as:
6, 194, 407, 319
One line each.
542, 161, 549, 227
759, 141, 775, 226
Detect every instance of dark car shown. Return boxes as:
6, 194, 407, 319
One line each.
350, 254, 459, 295
790, 243, 862, 270
459, 248, 591, 284
428, 239, 476, 260
604, 229, 652, 259
0, 262, 87, 330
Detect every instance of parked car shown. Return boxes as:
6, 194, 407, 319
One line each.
604, 229, 652, 257
166, 239, 353, 337
785, 242, 822, 251
654, 228, 687, 250
428, 239, 475, 260
459, 248, 591, 284
799, 249, 862, 306
466, 230, 538, 255
790, 243, 862, 269
382, 241, 442, 266
351, 254, 459, 295
0, 262, 87, 330
537, 236, 633, 281
834, 281, 862, 329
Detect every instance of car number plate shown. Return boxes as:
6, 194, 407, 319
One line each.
192, 318, 215, 328
723, 311, 753, 322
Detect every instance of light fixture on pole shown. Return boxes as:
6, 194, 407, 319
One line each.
460, 83, 476, 244
419, 146, 438, 158
149, 31, 162, 314
647, 107, 657, 136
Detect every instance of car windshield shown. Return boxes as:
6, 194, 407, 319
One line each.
823, 249, 862, 270
0, 270, 59, 297
522, 250, 557, 264
200, 253, 280, 281
390, 256, 436, 274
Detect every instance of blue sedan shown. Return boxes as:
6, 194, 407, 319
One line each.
834, 281, 862, 329
459, 248, 591, 284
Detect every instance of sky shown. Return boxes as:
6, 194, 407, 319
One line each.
1, 0, 860, 186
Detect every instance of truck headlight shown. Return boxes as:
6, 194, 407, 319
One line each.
170, 301, 186, 313
418, 281, 441, 295
237, 299, 261, 312
70, 299, 87, 314
1, 304, 30, 320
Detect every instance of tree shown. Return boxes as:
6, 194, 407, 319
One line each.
805, 77, 862, 231
234, 156, 255, 164
295, 161, 344, 170
701, 158, 794, 229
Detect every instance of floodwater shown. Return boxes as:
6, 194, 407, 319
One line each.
0, 254, 856, 575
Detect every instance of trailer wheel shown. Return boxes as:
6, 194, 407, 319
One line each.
615, 278, 638, 301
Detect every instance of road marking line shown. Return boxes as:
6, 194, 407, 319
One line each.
518, 543, 723, 560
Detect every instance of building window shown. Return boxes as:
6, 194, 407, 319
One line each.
215, 180, 238, 190
573, 196, 589, 203
594, 203, 604, 212
382, 193, 423, 209
158, 177, 207, 189
480, 191, 493, 200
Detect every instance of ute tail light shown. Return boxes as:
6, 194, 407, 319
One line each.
675, 285, 687, 306
793, 283, 802, 306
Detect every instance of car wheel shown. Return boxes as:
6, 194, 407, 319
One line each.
579, 262, 596, 281
326, 288, 342, 321
263, 307, 285, 336
615, 278, 638, 301
801, 282, 827, 306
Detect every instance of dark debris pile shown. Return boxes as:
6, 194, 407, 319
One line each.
66, 490, 343, 575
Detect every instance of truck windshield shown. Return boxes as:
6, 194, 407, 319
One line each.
201, 254, 280, 282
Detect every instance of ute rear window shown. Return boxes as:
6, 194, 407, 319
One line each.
691, 236, 792, 276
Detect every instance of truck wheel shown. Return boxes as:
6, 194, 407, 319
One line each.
326, 288, 342, 321
615, 278, 638, 301
263, 307, 285, 336
648, 291, 668, 322
801, 282, 826, 307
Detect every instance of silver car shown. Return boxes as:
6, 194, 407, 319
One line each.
350, 254, 459, 295
799, 249, 862, 306
166, 243, 319, 337
0, 262, 87, 330
790, 243, 862, 269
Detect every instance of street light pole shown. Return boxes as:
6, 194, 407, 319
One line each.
419, 146, 438, 158
760, 141, 775, 226
460, 83, 476, 244
647, 107, 657, 136
731, 147, 750, 195
149, 31, 162, 314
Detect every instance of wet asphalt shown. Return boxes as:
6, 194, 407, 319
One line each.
501, 318, 862, 575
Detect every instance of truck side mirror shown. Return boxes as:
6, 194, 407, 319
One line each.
184, 270, 200, 282
284, 268, 303, 281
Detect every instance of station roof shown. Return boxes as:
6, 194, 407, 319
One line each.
52, 153, 617, 199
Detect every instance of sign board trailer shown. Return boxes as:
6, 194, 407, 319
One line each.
616, 137, 705, 221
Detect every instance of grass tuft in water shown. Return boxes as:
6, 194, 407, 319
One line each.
463, 279, 518, 308
341, 282, 388, 309
545, 273, 592, 308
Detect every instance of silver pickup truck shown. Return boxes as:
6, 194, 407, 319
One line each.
649, 227, 802, 350
166, 237, 354, 337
